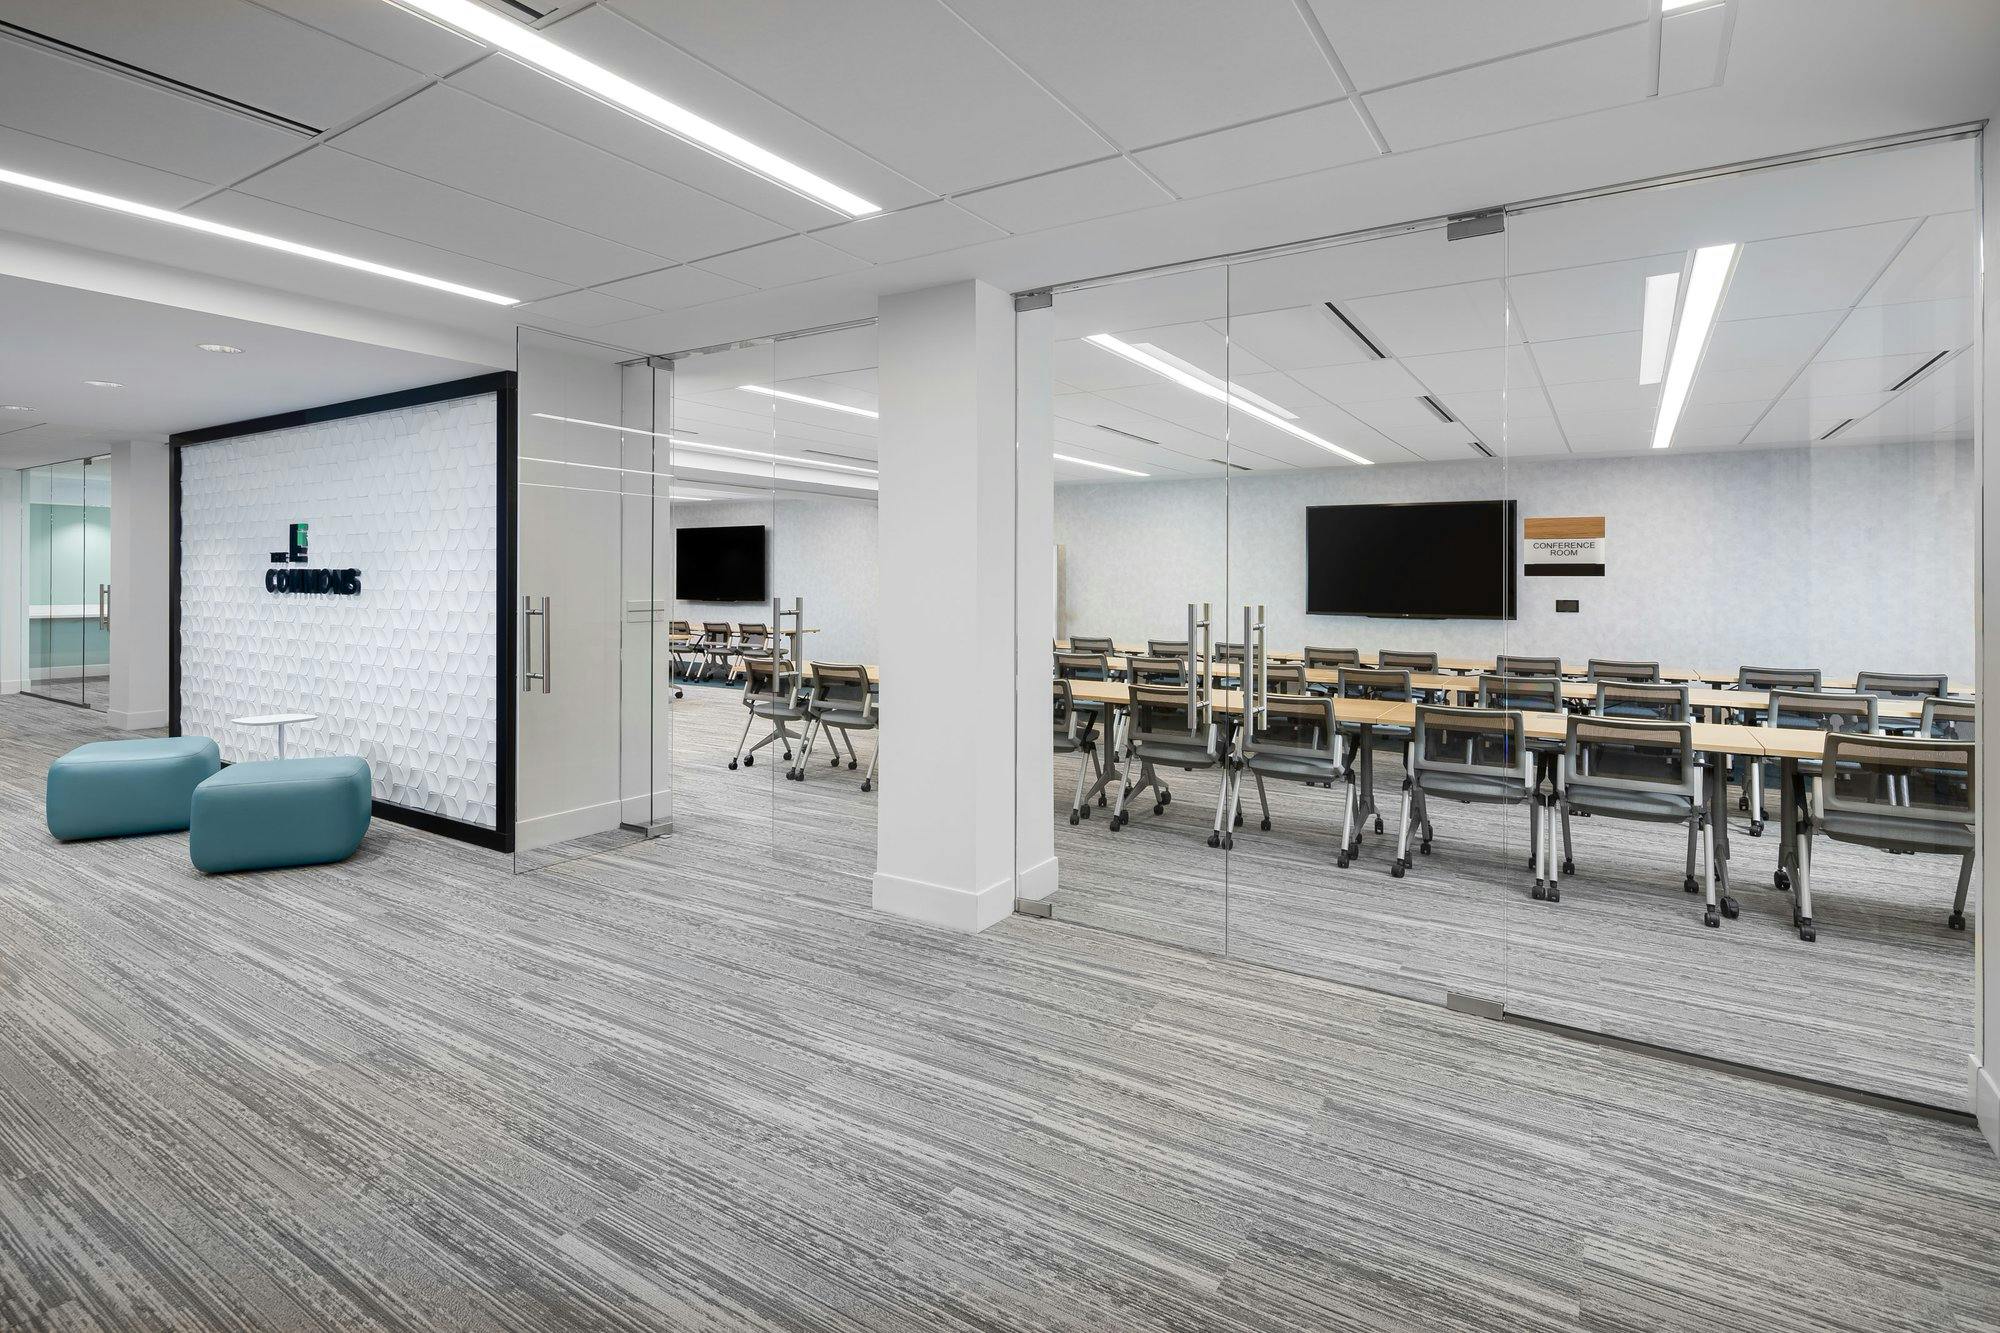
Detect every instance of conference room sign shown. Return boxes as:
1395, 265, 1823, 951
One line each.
1524, 516, 1606, 577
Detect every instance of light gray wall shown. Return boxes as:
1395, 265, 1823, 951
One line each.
1057, 438, 1975, 682
674, 495, 878, 663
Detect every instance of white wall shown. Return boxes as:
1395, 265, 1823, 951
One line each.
0, 467, 19, 695
108, 440, 170, 730
674, 495, 878, 664
1057, 438, 1975, 682
179, 392, 500, 828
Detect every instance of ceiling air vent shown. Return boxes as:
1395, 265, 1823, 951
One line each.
1093, 424, 1162, 447
805, 448, 873, 464
1468, 440, 1495, 458
1419, 395, 1456, 424
1208, 459, 1253, 471
1820, 418, 1855, 441
1322, 303, 1388, 359
1886, 350, 1950, 393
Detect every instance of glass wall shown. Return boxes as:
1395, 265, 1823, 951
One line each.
1023, 129, 1980, 1110
19, 454, 111, 710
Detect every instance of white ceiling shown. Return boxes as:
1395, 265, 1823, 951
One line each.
0, 0, 1990, 365
0, 272, 494, 466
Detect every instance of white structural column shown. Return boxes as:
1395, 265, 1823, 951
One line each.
874, 279, 1038, 931
0, 467, 20, 696
1976, 120, 1998, 1158
108, 439, 171, 730
1013, 297, 1058, 905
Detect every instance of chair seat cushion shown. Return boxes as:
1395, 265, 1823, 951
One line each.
1419, 771, 1531, 805
1820, 809, 1974, 855
1562, 783, 1694, 823
189, 757, 372, 874
46, 736, 222, 840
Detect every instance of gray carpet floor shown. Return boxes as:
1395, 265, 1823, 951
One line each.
2, 689, 1997, 1332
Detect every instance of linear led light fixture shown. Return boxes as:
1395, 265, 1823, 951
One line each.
530, 412, 878, 474
736, 384, 879, 418
1126, 343, 1296, 419
0, 164, 520, 305
1086, 333, 1371, 465
389, 0, 879, 217
1650, 243, 1736, 449
1053, 453, 1148, 477
1638, 270, 1681, 385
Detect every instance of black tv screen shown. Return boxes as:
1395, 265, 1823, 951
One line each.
1306, 500, 1516, 619
676, 524, 767, 602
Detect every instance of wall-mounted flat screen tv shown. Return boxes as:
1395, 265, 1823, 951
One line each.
1306, 500, 1517, 619
676, 524, 768, 602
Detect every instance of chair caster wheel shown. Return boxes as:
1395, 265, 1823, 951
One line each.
1207, 832, 1220, 847
1704, 910, 1720, 928
1949, 912, 1966, 931
1532, 883, 1547, 901
744, 755, 754, 767
1747, 822, 1764, 838
1419, 841, 1432, 855
1561, 858, 1574, 875
1097, 795, 1107, 807
1798, 922, 1816, 942
1153, 803, 1164, 816
1234, 811, 1243, 827
783, 751, 792, 761
1109, 814, 1123, 831
849, 760, 858, 770
1260, 818, 1271, 831
1221, 835, 1234, 850
1161, 791, 1172, 806
728, 759, 739, 770
1390, 860, 1406, 878
831, 757, 841, 768
1078, 806, 1090, 820
1373, 817, 1384, 834
1774, 869, 1791, 891
1737, 794, 1748, 811
1336, 852, 1350, 869
1546, 885, 1560, 903
861, 780, 873, 792
1721, 896, 1740, 919
1683, 875, 1699, 895
1069, 812, 1080, 825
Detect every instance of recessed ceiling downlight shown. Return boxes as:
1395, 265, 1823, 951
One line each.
83, 380, 124, 389
1, 403, 34, 411
198, 343, 244, 354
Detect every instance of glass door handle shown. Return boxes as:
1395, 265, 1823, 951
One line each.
98, 584, 111, 631
523, 595, 550, 693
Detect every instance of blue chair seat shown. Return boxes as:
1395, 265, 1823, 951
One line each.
46, 736, 220, 841
189, 757, 372, 874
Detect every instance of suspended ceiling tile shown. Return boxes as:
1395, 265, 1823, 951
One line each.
594, 265, 756, 312
233, 148, 664, 290
0, 0, 430, 129
1339, 396, 1477, 449
1133, 102, 1376, 198
610, 0, 1109, 194
253, 0, 483, 75
816, 202, 1005, 264
512, 288, 661, 329
186, 190, 567, 304
1342, 281, 1516, 359
1861, 212, 1976, 307
1794, 352, 1933, 400
1545, 377, 1660, 417
0, 38, 304, 185
1397, 345, 1541, 396
955, 157, 1172, 234
1284, 359, 1422, 404
450, 5, 931, 229
1482, 421, 1571, 457
1702, 310, 1841, 371
1507, 254, 1683, 343
944, 0, 1339, 147
1364, 25, 1650, 153
1657, 1, 1733, 97
331, 86, 788, 263
1743, 389, 1889, 446
1556, 407, 1654, 452
1052, 338, 1153, 393
1304, 0, 1649, 91
0, 121, 209, 206
1718, 220, 1913, 322
1817, 299, 1971, 362
1222, 306, 1378, 372
1530, 331, 1641, 386
1685, 359, 1803, 408
694, 235, 870, 289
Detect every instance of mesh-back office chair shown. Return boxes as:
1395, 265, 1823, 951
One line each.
1476, 676, 1562, 866
1069, 635, 1116, 654
1922, 697, 1976, 743
793, 663, 878, 789
730, 624, 771, 683
1054, 680, 1100, 825
1586, 658, 1661, 684
1056, 652, 1116, 810
1109, 684, 1227, 841
668, 620, 696, 679
1214, 641, 1248, 689
1855, 671, 1950, 737
1147, 639, 1190, 658
1556, 716, 1721, 923
1379, 650, 1438, 672
1227, 694, 1341, 850
1766, 690, 1878, 907
1731, 666, 1823, 833
731, 658, 804, 771
1805, 734, 1976, 940
1127, 655, 1187, 686
1305, 647, 1360, 669
1594, 681, 1690, 722
1264, 663, 1310, 695
1495, 654, 1563, 678
1403, 705, 1544, 889
697, 621, 736, 679
1333, 667, 1414, 868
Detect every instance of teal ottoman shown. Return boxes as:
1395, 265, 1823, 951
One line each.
46, 736, 221, 841
189, 757, 372, 874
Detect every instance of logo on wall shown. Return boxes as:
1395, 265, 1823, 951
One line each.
266, 521, 361, 595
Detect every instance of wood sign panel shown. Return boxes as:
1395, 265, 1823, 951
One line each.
1524, 515, 1606, 576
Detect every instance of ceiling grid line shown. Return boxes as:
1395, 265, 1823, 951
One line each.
1286, 0, 1388, 154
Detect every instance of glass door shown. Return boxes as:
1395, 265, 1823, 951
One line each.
83, 454, 111, 711
514, 327, 673, 872
22, 458, 90, 708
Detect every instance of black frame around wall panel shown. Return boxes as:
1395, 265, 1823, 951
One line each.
168, 372, 517, 853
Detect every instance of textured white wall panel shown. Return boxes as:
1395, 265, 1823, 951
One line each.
178, 392, 500, 828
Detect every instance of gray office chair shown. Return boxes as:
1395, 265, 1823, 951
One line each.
730, 623, 771, 682
1147, 639, 1190, 658
1214, 641, 1248, 689
1227, 694, 1341, 848
1586, 658, 1660, 684
1264, 663, 1310, 696
1731, 666, 1823, 834
1495, 654, 1562, 678
1056, 651, 1116, 809
1476, 676, 1563, 867
1594, 680, 1690, 722
730, 657, 804, 771
1855, 671, 1949, 738
697, 621, 736, 679
1379, 650, 1438, 672
793, 663, 878, 789
1069, 635, 1116, 654
1402, 705, 1544, 888
1053, 680, 1100, 825
1304, 647, 1360, 669
1766, 690, 1878, 904
1802, 733, 1976, 940
1555, 715, 1722, 924
1109, 683, 1227, 842
1333, 666, 1414, 868
1922, 696, 1976, 743
668, 619, 697, 681
1127, 655, 1187, 686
